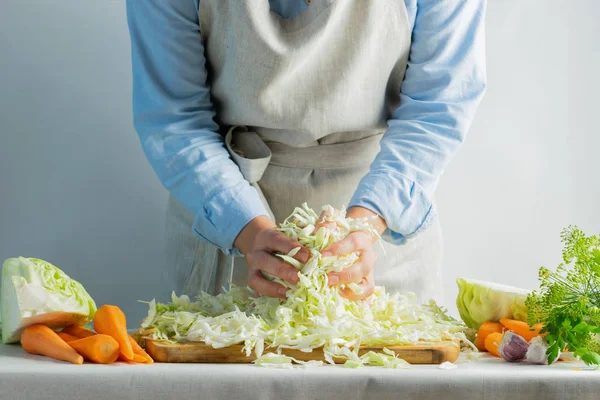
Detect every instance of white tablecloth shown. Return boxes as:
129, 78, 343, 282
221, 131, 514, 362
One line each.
1, 343, 598, 400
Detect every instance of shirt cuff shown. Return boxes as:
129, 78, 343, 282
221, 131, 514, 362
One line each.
348, 171, 437, 245
192, 182, 270, 257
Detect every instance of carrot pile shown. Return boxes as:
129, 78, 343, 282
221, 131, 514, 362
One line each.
474, 321, 504, 351
21, 325, 84, 365
476, 318, 545, 357
20, 304, 153, 365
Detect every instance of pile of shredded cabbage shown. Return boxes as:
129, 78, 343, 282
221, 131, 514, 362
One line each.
137, 204, 473, 365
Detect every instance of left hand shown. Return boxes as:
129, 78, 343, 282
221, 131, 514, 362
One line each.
315, 206, 387, 301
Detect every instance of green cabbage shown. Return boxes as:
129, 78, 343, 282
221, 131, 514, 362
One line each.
1, 257, 97, 343
343, 348, 411, 369
456, 278, 529, 329
253, 353, 325, 368
138, 204, 472, 364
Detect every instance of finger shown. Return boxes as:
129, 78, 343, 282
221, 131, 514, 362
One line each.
262, 230, 311, 263
321, 231, 372, 257
314, 221, 337, 236
313, 210, 337, 235
254, 251, 300, 284
247, 269, 288, 299
327, 249, 375, 285
339, 272, 375, 301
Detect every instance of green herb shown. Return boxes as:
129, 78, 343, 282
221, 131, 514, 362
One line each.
526, 226, 600, 365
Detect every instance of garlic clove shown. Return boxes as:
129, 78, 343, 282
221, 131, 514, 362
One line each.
498, 331, 529, 362
525, 336, 560, 365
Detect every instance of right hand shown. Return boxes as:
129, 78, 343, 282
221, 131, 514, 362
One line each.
312, 206, 383, 301
234, 216, 311, 299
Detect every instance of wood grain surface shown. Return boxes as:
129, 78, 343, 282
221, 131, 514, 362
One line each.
145, 339, 460, 364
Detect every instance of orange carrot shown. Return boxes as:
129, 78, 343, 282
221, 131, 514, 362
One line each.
128, 335, 154, 364
57, 332, 79, 342
94, 305, 134, 360
62, 325, 96, 339
21, 324, 83, 365
484, 332, 503, 357
499, 318, 544, 342
128, 335, 145, 353
68, 334, 120, 364
118, 353, 151, 364
475, 321, 504, 351
133, 353, 152, 363
117, 336, 153, 364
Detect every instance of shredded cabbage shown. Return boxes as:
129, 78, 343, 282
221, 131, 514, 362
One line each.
343, 348, 411, 369
438, 361, 457, 370
253, 353, 295, 369
138, 204, 473, 364
253, 353, 325, 368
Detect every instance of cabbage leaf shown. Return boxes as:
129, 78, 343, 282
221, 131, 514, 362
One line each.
1, 257, 97, 343
456, 277, 529, 329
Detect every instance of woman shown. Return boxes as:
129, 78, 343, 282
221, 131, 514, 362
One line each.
125, 0, 486, 304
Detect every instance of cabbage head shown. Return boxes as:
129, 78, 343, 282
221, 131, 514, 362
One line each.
1, 257, 97, 343
456, 278, 529, 329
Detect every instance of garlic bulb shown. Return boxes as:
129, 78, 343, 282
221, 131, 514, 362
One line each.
525, 336, 560, 365
498, 331, 529, 362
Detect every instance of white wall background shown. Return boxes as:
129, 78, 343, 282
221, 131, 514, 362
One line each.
1, 0, 599, 325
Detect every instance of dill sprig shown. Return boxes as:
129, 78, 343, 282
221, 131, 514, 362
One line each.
525, 226, 600, 365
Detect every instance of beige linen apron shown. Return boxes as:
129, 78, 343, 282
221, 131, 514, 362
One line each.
165, 0, 444, 304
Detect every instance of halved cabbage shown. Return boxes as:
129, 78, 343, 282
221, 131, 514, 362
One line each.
456, 278, 529, 329
1, 257, 97, 343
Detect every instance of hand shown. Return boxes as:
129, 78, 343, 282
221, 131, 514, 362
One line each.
315, 206, 386, 301
234, 216, 311, 299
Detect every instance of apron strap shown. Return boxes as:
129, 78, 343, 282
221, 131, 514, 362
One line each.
225, 126, 277, 222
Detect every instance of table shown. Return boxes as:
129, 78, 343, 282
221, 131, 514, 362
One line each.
1, 343, 598, 400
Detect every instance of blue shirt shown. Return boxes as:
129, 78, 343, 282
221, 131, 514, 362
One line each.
126, 0, 487, 256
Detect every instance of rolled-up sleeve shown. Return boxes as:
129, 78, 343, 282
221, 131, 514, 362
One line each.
126, 0, 269, 255
349, 0, 487, 244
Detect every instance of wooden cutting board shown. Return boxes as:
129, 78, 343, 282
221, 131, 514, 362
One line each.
144, 339, 460, 364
